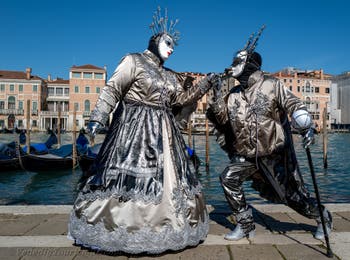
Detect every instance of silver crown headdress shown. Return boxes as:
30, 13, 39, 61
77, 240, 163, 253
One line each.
241, 25, 266, 54
149, 6, 180, 44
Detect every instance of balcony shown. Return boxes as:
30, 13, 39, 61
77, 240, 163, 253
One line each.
0, 109, 24, 115
83, 111, 91, 117
40, 111, 69, 117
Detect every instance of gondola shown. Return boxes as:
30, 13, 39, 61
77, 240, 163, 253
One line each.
0, 131, 58, 172
20, 131, 89, 172
0, 141, 22, 171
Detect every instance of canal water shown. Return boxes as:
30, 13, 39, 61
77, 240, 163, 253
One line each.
0, 132, 349, 211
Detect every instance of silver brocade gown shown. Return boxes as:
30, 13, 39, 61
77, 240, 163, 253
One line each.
68, 50, 209, 254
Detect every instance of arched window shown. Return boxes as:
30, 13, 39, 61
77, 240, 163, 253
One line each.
8, 96, 15, 109
84, 100, 90, 111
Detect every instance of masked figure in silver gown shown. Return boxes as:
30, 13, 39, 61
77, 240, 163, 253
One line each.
207, 26, 332, 241
68, 7, 220, 254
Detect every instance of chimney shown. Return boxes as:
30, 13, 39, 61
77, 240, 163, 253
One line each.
47, 74, 52, 81
26, 68, 32, 80
320, 69, 324, 80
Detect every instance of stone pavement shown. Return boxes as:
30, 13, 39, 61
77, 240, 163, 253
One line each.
0, 204, 349, 259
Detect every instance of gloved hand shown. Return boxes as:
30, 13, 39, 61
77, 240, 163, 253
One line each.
87, 121, 104, 139
207, 73, 222, 100
302, 128, 315, 149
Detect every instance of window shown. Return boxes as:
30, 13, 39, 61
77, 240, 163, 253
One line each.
96, 87, 100, 93
19, 84, 23, 92
8, 96, 15, 109
10, 84, 14, 92
283, 79, 287, 83
289, 86, 292, 91
325, 88, 330, 93
48, 87, 55, 96
95, 73, 103, 79
56, 88, 63, 96
0, 120, 4, 127
85, 86, 90, 93
297, 86, 300, 92
74, 102, 79, 111
32, 101, 38, 111
33, 85, 38, 92
289, 79, 292, 83
72, 72, 81, 78
0, 84, 4, 92
64, 88, 69, 96
84, 100, 90, 111
83, 72, 92, 79
315, 87, 319, 93
74, 86, 79, 93
18, 101, 23, 110
0, 101, 4, 109
297, 80, 300, 83
305, 82, 310, 92
18, 120, 23, 127
32, 120, 37, 127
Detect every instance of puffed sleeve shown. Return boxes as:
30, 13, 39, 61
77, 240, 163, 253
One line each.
90, 55, 136, 125
275, 79, 307, 116
171, 76, 212, 107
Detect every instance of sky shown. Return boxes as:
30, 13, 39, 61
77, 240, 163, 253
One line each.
1, 0, 349, 79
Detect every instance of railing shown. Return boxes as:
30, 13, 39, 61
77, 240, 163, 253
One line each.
32, 110, 38, 116
0, 109, 24, 115
39, 111, 69, 116
83, 111, 91, 117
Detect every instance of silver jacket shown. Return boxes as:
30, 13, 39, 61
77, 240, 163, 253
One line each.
90, 50, 210, 125
211, 70, 307, 158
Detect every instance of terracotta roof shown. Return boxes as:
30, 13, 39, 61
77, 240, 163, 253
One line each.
70, 64, 105, 71
47, 78, 69, 84
0, 70, 43, 81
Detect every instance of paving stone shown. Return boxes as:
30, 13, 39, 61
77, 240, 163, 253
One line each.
255, 212, 302, 233
0, 215, 50, 236
276, 244, 332, 260
250, 233, 299, 245
74, 249, 128, 260
208, 223, 231, 235
25, 214, 69, 235
229, 244, 283, 260
333, 217, 350, 232
287, 213, 317, 232
0, 247, 22, 259
203, 234, 249, 245
335, 211, 350, 221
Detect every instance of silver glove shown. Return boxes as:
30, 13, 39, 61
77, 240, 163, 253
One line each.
87, 121, 104, 139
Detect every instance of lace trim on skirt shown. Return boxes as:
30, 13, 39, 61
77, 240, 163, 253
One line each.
68, 212, 209, 254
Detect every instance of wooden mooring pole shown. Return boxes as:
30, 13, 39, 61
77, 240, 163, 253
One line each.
188, 114, 192, 149
26, 100, 31, 154
57, 103, 61, 148
323, 107, 328, 168
72, 109, 77, 168
205, 117, 210, 172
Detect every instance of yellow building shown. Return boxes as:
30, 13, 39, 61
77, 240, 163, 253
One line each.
0, 68, 46, 131
273, 68, 332, 130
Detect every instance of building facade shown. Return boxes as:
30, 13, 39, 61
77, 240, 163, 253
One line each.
41, 77, 70, 131
68, 64, 107, 130
330, 72, 350, 129
273, 68, 332, 130
0, 68, 46, 130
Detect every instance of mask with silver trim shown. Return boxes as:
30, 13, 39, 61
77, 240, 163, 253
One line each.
148, 7, 179, 63
229, 25, 265, 78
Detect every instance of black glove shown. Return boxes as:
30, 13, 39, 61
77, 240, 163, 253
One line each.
87, 121, 104, 139
302, 128, 315, 149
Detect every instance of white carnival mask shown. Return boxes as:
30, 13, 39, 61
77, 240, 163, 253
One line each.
230, 50, 248, 78
158, 34, 174, 61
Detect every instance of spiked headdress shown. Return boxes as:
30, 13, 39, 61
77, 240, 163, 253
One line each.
149, 6, 180, 45
240, 25, 266, 56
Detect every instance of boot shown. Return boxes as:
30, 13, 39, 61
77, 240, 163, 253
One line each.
225, 207, 255, 241
314, 208, 332, 240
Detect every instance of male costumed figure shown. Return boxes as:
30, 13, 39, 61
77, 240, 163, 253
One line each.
207, 26, 332, 240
